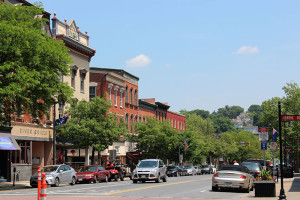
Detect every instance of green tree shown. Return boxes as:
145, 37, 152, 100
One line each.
0, 3, 73, 125
131, 117, 179, 161
247, 104, 262, 126
210, 114, 235, 134
217, 105, 244, 119
56, 97, 127, 164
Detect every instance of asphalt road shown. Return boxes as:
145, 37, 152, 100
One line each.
0, 174, 253, 200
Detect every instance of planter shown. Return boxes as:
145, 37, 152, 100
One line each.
254, 181, 276, 197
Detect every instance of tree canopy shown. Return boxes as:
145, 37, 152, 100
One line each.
0, 3, 73, 125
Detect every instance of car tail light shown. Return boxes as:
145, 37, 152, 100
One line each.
213, 174, 218, 177
240, 175, 247, 179
256, 172, 260, 175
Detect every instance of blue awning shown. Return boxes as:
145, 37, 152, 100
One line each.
0, 134, 21, 150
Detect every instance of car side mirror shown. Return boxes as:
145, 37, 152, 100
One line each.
98, 169, 102, 171
59, 170, 63, 173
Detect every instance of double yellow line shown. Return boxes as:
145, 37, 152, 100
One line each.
105, 178, 212, 195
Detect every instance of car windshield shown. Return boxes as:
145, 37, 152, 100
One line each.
201, 165, 209, 168
167, 166, 176, 170
78, 166, 98, 172
242, 163, 260, 171
220, 166, 242, 171
184, 166, 192, 169
41, 166, 58, 172
137, 161, 158, 168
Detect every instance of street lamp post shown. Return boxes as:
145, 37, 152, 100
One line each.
53, 103, 56, 165
278, 101, 286, 200
178, 134, 183, 165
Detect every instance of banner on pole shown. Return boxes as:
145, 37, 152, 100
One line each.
261, 141, 267, 151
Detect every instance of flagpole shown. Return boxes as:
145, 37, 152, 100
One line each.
53, 103, 56, 165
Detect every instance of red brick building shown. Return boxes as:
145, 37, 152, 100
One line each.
90, 68, 139, 163
167, 111, 186, 131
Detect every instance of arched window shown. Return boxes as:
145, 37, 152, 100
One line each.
130, 114, 134, 133
125, 113, 129, 130
135, 90, 138, 105
125, 86, 128, 103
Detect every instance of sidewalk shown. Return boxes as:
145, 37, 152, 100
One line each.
246, 173, 300, 200
0, 180, 31, 191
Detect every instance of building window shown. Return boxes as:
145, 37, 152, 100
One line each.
125, 113, 129, 130
143, 116, 145, 122
71, 70, 75, 88
130, 114, 133, 133
125, 86, 128, 103
120, 92, 123, 108
134, 90, 138, 106
135, 115, 138, 123
130, 88, 133, 104
89, 86, 96, 100
80, 74, 84, 92
174, 120, 176, 128
114, 89, 118, 106
139, 115, 141, 122
11, 141, 31, 164
108, 87, 112, 103
115, 146, 120, 153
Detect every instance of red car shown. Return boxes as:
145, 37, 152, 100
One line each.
76, 165, 110, 183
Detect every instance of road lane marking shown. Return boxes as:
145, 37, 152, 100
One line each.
105, 178, 211, 195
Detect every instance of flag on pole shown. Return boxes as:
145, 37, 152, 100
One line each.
272, 128, 279, 142
55, 112, 70, 126
184, 140, 189, 150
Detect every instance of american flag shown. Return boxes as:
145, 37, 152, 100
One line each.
272, 128, 279, 142
184, 140, 189, 151
55, 112, 70, 126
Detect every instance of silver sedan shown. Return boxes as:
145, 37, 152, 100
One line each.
212, 165, 254, 193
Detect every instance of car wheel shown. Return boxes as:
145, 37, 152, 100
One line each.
133, 180, 137, 183
70, 176, 76, 185
103, 175, 108, 183
155, 174, 160, 183
114, 174, 119, 181
54, 178, 60, 187
120, 173, 124, 181
93, 175, 98, 183
163, 175, 167, 182
212, 186, 218, 191
244, 185, 250, 193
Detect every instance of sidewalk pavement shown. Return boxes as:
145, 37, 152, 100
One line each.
246, 173, 300, 200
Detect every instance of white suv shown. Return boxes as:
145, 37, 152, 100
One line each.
132, 159, 167, 183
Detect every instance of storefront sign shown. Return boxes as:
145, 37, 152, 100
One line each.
12, 125, 53, 139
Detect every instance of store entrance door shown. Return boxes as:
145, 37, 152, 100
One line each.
0, 150, 10, 181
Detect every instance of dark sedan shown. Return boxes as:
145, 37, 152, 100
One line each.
241, 162, 262, 178
166, 166, 182, 177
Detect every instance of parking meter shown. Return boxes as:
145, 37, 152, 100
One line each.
13, 166, 16, 186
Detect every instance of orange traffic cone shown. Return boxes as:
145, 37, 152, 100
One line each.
40, 173, 47, 200
37, 166, 41, 200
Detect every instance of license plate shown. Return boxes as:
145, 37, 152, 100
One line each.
78, 179, 83, 181
141, 175, 146, 178
225, 182, 232, 187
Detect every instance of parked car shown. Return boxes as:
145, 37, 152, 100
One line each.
76, 165, 110, 183
212, 165, 254, 193
30, 164, 76, 187
184, 166, 197, 176
166, 166, 182, 177
241, 162, 262, 178
194, 166, 202, 175
132, 159, 167, 183
178, 165, 188, 176
244, 159, 271, 171
200, 164, 213, 174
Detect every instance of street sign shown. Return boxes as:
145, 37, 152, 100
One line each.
282, 115, 300, 121
259, 132, 268, 141
261, 141, 267, 151
270, 142, 277, 150
258, 127, 269, 132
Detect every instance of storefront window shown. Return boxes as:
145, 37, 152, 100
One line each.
11, 140, 31, 164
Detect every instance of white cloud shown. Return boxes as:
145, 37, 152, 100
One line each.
126, 54, 152, 68
235, 46, 259, 54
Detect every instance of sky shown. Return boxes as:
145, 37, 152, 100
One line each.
39, 0, 300, 113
